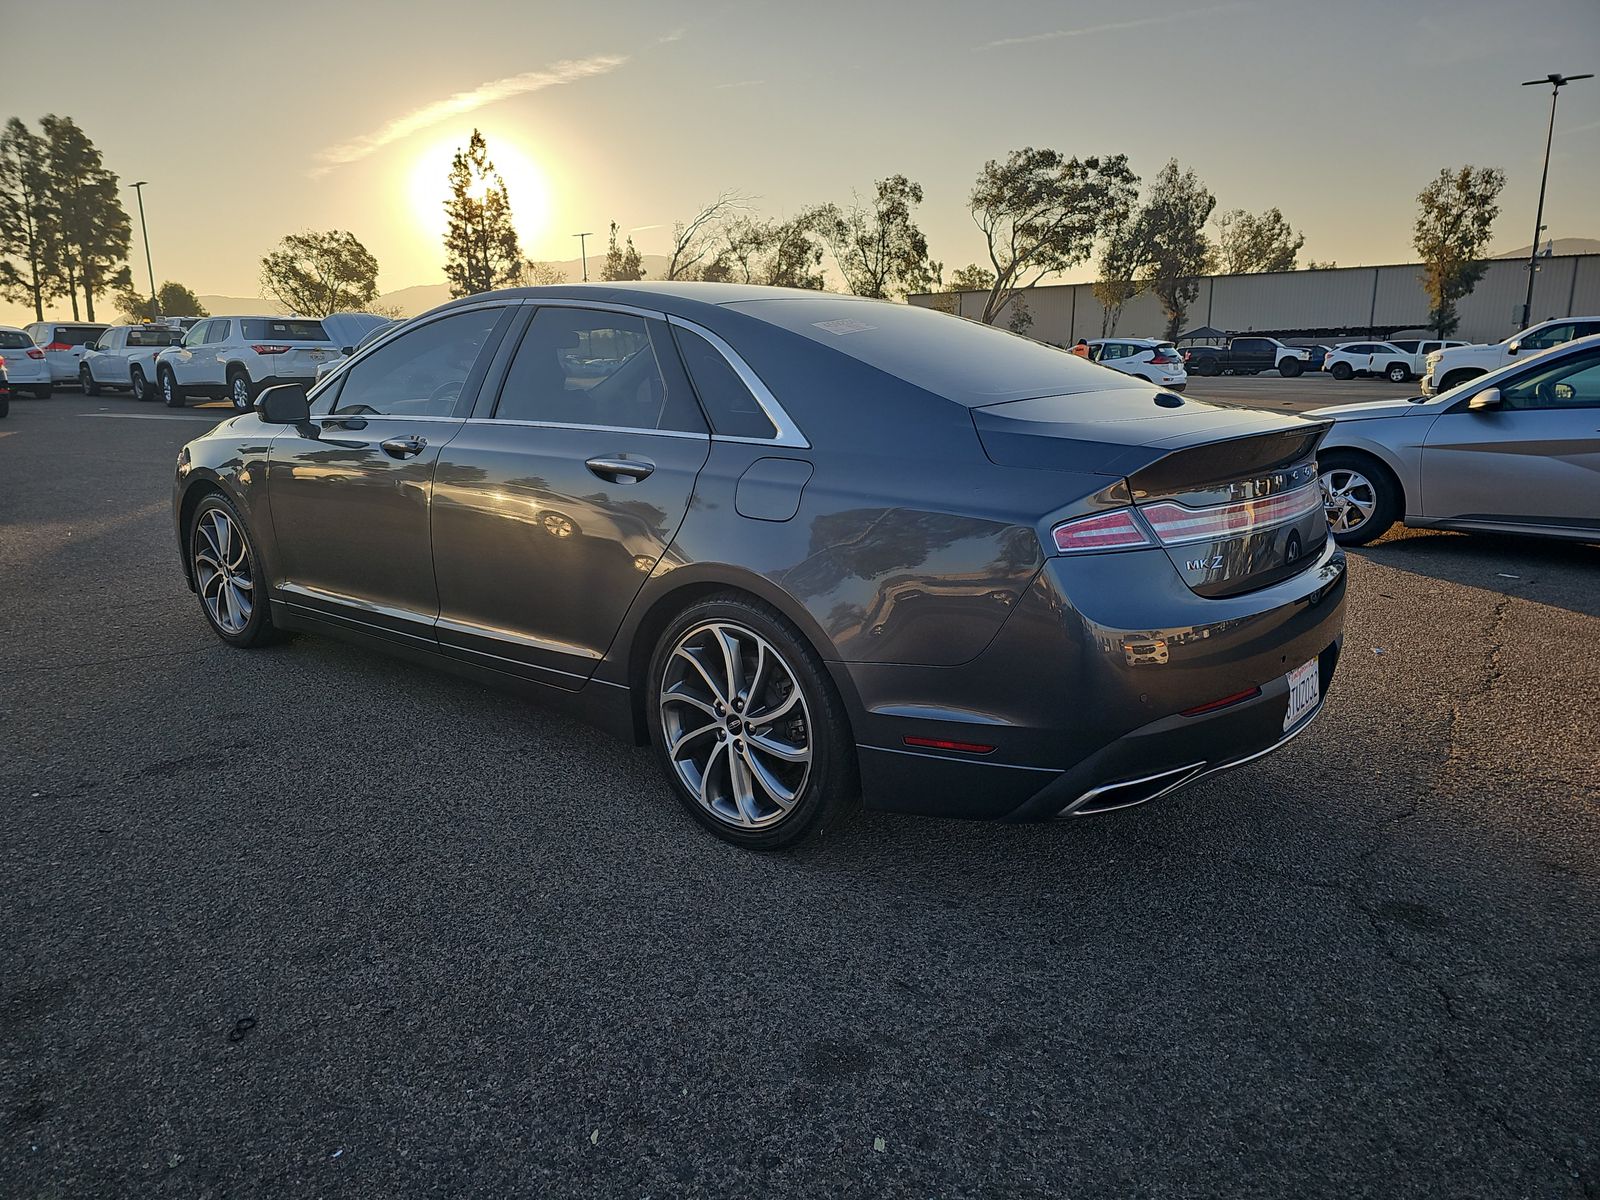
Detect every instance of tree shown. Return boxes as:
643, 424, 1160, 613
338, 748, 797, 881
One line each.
260, 230, 380, 316
41, 115, 130, 321
1212, 207, 1303, 275
1093, 212, 1145, 335
443, 129, 523, 297
1135, 160, 1215, 341
817, 175, 934, 299
519, 260, 569, 286
599, 221, 644, 281
701, 213, 827, 289
0, 117, 63, 321
666, 191, 748, 280
968, 147, 1138, 325
947, 263, 996, 292
1414, 164, 1505, 337
115, 280, 208, 322
1305, 259, 1338, 271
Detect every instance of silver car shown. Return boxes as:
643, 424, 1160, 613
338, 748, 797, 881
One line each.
1313, 334, 1600, 545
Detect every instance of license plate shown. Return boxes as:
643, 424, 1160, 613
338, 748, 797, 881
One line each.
1283, 657, 1320, 731
306, 350, 329, 360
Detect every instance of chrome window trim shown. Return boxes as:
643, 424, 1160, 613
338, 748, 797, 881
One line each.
464, 417, 708, 441
307, 300, 515, 403
519, 296, 669, 321
666, 315, 810, 449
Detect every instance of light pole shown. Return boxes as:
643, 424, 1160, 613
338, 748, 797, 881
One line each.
573, 231, 594, 281
130, 181, 159, 317
1518, 72, 1592, 327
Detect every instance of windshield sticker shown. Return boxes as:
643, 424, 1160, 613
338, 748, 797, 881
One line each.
812, 318, 876, 336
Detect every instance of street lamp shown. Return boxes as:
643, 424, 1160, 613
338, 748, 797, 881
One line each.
130, 181, 159, 317
1518, 73, 1592, 327
573, 231, 594, 282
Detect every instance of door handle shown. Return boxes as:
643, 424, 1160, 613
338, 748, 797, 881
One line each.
381, 435, 427, 459
585, 455, 655, 482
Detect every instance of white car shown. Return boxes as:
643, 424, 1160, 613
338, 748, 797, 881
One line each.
154, 315, 341, 410
24, 321, 109, 385
1323, 341, 1424, 383
79, 324, 186, 400
0, 325, 54, 397
1086, 337, 1188, 390
1422, 316, 1600, 396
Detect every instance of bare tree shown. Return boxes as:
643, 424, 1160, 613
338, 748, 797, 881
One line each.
666, 191, 749, 280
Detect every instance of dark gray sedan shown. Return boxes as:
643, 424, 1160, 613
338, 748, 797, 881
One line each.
173, 283, 1346, 848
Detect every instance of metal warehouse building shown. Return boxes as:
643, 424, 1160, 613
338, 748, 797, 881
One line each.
909, 253, 1600, 346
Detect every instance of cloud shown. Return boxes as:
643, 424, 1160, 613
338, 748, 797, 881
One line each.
977, 4, 1245, 50
713, 79, 765, 90
658, 28, 686, 43
628, 224, 666, 233
310, 55, 628, 177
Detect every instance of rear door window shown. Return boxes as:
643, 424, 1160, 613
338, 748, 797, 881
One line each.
204, 321, 231, 344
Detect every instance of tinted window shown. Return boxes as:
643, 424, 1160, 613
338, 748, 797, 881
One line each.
242, 318, 329, 342
0, 330, 31, 350
673, 325, 776, 439
333, 307, 501, 417
127, 327, 183, 347
204, 320, 231, 344
495, 308, 704, 433
54, 325, 106, 346
1500, 348, 1600, 410
1521, 323, 1574, 351
1390, 340, 1420, 353
1233, 338, 1268, 352
721, 297, 1132, 405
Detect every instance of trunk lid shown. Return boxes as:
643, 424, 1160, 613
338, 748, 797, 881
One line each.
972, 391, 1331, 598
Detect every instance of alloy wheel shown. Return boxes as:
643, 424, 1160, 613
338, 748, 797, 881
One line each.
232, 375, 251, 410
193, 508, 254, 634
1321, 467, 1377, 534
658, 620, 812, 830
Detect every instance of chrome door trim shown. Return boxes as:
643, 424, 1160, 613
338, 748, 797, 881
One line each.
461, 417, 709, 441
665, 315, 810, 449
434, 615, 603, 660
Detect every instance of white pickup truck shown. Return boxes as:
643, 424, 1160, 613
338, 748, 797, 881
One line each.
1422, 316, 1600, 395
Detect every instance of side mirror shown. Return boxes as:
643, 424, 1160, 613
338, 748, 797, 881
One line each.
1506, 341, 1520, 356
341, 345, 355, 356
1467, 387, 1502, 413
256, 383, 311, 423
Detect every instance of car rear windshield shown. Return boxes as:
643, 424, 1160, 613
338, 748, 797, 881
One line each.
241, 319, 329, 342
723, 298, 1136, 405
128, 328, 184, 347
0, 330, 32, 349
46, 326, 107, 346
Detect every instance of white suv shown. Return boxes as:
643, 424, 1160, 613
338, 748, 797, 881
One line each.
1086, 337, 1188, 390
1422, 316, 1600, 395
0, 326, 53, 397
79, 324, 186, 400
25, 321, 110, 384
154, 315, 340, 409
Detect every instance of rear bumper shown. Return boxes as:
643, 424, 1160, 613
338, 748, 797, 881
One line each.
838, 537, 1347, 821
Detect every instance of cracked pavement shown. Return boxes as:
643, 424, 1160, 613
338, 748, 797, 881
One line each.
2, 393, 1597, 1198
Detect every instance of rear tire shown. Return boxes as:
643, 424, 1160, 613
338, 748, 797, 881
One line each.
79, 365, 101, 396
188, 491, 281, 648
1330, 361, 1354, 380
0, 396, 8, 418
1319, 451, 1399, 546
130, 366, 150, 401
1385, 362, 1410, 383
160, 367, 185, 408
227, 367, 254, 412
647, 594, 857, 850
1194, 357, 1221, 377
1279, 358, 1303, 378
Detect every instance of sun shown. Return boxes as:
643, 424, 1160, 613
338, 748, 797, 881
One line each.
407, 132, 552, 251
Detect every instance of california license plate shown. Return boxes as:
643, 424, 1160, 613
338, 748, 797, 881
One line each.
1284, 657, 1320, 731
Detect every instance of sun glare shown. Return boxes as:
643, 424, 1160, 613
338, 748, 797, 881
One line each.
407, 133, 552, 251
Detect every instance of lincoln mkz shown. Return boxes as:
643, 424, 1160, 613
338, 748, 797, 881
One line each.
174, 284, 1345, 847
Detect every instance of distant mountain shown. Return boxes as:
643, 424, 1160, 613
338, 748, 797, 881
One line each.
195, 253, 677, 320
1494, 237, 1600, 259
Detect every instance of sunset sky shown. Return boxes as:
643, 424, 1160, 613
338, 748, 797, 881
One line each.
3, 0, 1598, 325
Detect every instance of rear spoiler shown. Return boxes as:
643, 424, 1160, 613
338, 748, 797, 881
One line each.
1124, 422, 1330, 498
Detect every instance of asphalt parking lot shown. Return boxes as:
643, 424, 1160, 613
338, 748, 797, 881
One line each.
3, 384, 1597, 1198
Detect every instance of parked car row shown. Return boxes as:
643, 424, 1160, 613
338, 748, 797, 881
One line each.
1322, 338, 1467, 382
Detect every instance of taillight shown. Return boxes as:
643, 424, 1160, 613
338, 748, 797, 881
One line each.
1051, 509, 1156, 553
251, 344, 291, 354
1149, 351, 1179, 365
1139, 482, 1323, 545
44, 341, 72, 352
26, 348, 45, 359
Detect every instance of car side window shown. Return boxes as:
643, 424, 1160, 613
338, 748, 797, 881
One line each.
1521, 323, 1573, 351
182, 321, 209, 347
205, 320, 231, 344
333, 307, 502, 418
1498, 349, 1600, 411
670, 325, 777, 439
494, 308, 705, 434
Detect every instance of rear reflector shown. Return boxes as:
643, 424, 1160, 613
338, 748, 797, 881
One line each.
250, 344, 291, 354
1051, 509, 1155, 553
903, 736, 996, 755
1139, 482, 1322, 546
1181, 686, 1262, 717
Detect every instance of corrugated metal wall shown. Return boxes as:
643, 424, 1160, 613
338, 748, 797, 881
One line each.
913, 255, 1599, 346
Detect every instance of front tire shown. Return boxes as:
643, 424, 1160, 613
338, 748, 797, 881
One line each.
647, 594, 857, 849
1440, 368, 1483, 393
227, 367, 254, 412
1319, 451, 1399, 546
1279, 358, 1303, 378
188, 491, 280, 647
130, 366, 150, 401
160, 368, 185, 408
1385, 362, 1411, 383
80, 365, 101, 396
